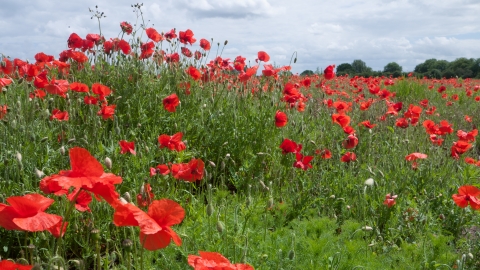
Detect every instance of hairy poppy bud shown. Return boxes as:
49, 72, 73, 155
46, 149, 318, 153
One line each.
216, 221, 225, 233
15, 151, 22, 163
224, 40, 228, 46
288, 249, 295, 260
206, 204, 214, 216
122, 192, 131, 203
105, 157, 112, 170
34, 168, 45, 178
267, 197, 274, 209
362, 226, 373, 231
122, 239, 133, 251
91, 228, 100, 241
59, 146, 65, 155
364, 178, 374, 186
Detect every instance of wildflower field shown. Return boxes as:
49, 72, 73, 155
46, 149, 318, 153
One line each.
2, 4, 480, 270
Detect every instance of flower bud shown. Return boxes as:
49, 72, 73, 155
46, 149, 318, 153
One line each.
288, 249, 295, 260
59, 146, 65, 155
34, 168, 45, 178
122, 192, 131, 203
15, 152, 22, 162
267, 197, 274, 209
105, 157, 112, 170
206, 204, 214, 216
362, 226, 373, 231
364, 178, 374, 186
216, 221, 225, 233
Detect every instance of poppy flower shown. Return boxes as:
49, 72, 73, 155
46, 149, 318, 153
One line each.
29, 89, 46, 100
179, 29, 196, 45
150, 164, 170, 177
158, 132, 186, 152
405, 153, 427, 161
0, 58, 14, 75
0, 78, 12, 90
163, 93, 180, 112
342, 134, 358, 149
44, 78, 69, 98
120, 21, 133, 35
0, 105, 7, 119
187, 66, 201, 81
452, 185, 480, 210
181, 47, 193, 58
395, 117, 409, 128
0, 259, 33, 270
171, 158, 205, 182
316, 149, 332, 159
50, 109, 69, 121
200, 39, 211, 51
383, 193, 397, 207
324, 65, 335, 80
188, 251, 254, 270
113, 199, 185, 251
257, 51, 270, 62
164, 29, 177, 40
119, 140, 136, 155
67, 33, 83, 49
194, 51, 202, 60
340, 152, 356, 163
451, 141, 472, 159
275, 110, 288, 127
279, 139, 302, 155
92, 83, 112, 101
97, 104, 116, 120
39, 147, 122, 207
457, 129, 478, 143
137, 183, 155, 207
70, 82, 89, 93
146, 27, 163, 42
359, 120, 376, 129
84, 96, 98, 105
0, 193, 65, 238
332, 114, 351, 128
67, 189, 92, 212
293, 153, 313, 170
343, 126, 355, 135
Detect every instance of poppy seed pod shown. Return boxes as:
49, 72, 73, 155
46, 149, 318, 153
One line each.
105, 157, 112, 170
288, 249, 295, 260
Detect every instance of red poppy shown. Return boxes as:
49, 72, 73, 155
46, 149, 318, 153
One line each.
359, 120, 376, 129
332, 114, 351, 128
437, 85, 446, 93
158, 132, 186, 152
187, 66, 201, 81
395, 117, 409, 128
50, 109, 69, 121
29, 89, 46, 99
257, 51, 270, 62
343, 126, 356, 135
0, 78, 13, 90
179, 29, 196, 45
342, 134, 358, 149
39, 147, 122, 207
97, 104, 116, 120
67, 189, 92, 212
120, 21, 133, 35
137, 183, 155, 208
70, 82, 89, 93
150, 164, 170, 177
316, 149, 332, 159
194, 51, 202, 60
465, 115, 472, 123
452, 185, 480, 210
457, 129, 478, 143
405, 153, 427, 161
0, 259, 33, 270
164, 29, 177, 40
451, 140, 472, 159
113, 199, 184, 251
188, 251, 254, 270
293, 153, 314, 170
0, 58, 14, 75
45, 78, 69, 98
279, 139, 302, 155
119, 140, 136, 155
84, 96, 98, 105
67, 33, 83, 49
200, 39, 211, 50
181, 47, 193, 58
340, 152, 356, 163
171, 158, 205, 182
275, 110, 288, 127
165, 53, 180, 63
86, 33, 102, 45
0, 105, 7, 119
383, 193, 397, 208
429, 134, 444, 146
163, 94, 180, 112
146, 27, 164, 42
324, 65, 335, 80
92, 83, 112, 101
0, 193, 65, 237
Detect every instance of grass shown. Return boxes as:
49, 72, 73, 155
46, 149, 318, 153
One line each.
1, 5, 480, 269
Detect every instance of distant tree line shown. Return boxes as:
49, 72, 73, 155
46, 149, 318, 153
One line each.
301, 58, 480, 78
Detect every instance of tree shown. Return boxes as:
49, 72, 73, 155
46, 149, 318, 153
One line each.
300, 70, 314, 76
336, 63, 353, 73
351, 59, 369, 74
383, 62, 403, 74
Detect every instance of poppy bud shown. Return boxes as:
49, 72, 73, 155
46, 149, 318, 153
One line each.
122, 192, 131, 202
119, 197, 128, 205
91, 228, 100, 241
330, 195, 336, 199
224, 40, 228, 46
41, 137, 48, 142
34, 168, 45, 178
15, 151, 22, 163
145, 146, 149, 153
288, 249, 295, 260
105, 157, 112, 169
67, 138, 76, 144
267, 197, 274, 209
69, 260, 82, 269
221, 161, 225, 170
294, 57, 297, 64
206, 204, 214, 216
59, 146, 65, 155
364, 178, 374, 186
208, 160, 216, 167
246, 196, 253, 207
10, 120, 17, 129
216, 221, 225, 233
362, 226, 373, 231
115, 126, 121, 134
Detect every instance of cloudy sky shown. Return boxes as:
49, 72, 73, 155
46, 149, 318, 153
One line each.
1, 0, 479, 74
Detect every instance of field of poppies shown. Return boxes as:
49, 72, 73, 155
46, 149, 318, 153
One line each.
2, 5, 480, 270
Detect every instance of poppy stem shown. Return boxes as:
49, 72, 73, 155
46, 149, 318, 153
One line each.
54, 190, 81, 256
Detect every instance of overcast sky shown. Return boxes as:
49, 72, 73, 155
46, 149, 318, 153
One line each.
1, 0, 479, 74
